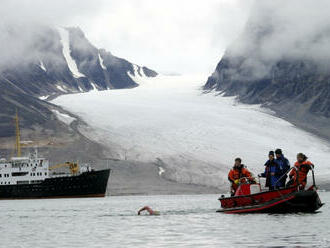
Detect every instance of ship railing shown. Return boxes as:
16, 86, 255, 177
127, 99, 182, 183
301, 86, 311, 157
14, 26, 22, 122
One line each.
49, 172, 81, 178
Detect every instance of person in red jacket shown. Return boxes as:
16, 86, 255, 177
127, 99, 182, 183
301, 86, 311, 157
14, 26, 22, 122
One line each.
228, 158, 253, 196
288, 153, 314, 190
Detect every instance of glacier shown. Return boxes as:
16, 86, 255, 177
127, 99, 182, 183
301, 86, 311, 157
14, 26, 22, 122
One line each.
52, 74, 330, 188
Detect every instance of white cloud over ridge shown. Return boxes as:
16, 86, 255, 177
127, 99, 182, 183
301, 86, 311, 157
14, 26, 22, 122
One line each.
224, 0, 330, 80
0, 0, 254, 74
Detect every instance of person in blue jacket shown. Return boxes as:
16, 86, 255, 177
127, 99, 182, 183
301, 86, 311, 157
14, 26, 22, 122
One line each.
259, 151, 282, 190
274, 148, 290, 187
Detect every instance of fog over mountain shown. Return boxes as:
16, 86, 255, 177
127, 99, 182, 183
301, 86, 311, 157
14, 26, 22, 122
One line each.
228, 0, 330, 78
205, 0, 330, 139
0, 0, 252, 139
0, 0, 254, 74
0, 23, 156, 137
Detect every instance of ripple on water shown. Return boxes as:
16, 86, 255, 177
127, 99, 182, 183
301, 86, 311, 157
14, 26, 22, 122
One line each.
0, 193, 329, 247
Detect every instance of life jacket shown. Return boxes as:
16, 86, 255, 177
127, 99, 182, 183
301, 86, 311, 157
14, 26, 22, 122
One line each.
228, 166, 252, 183
289, 160, 314, 188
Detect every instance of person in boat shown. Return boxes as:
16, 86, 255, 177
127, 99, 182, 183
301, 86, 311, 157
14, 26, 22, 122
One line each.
138, 206, 160, 215
274, 149, 290, 187
287, 153, 314, 190
259, 151, 282, 190
228, 158, 254, 196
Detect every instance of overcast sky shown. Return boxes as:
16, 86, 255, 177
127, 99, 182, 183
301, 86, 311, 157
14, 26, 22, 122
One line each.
1, 0, 254, 74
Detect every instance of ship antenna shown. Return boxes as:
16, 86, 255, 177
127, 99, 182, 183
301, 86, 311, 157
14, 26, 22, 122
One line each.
14, 109, 21, 157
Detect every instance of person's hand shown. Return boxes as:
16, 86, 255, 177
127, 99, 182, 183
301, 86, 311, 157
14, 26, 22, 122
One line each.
271, 172, 275, 176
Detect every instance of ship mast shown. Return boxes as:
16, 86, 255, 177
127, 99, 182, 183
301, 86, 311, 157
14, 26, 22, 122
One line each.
14, 110, 21, 157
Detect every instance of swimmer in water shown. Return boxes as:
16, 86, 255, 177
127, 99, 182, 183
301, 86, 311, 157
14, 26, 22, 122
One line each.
137, 206, 160, 215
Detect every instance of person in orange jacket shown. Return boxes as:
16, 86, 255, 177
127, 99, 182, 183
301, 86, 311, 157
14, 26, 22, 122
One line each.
288, 153, 314, 190
228, 158, 253, 196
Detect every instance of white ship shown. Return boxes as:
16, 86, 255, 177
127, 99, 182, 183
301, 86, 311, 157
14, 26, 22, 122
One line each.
0, 112, 110, 199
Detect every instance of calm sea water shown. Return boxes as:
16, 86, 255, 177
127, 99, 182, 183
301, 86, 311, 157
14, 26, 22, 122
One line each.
1, 193, 329, 248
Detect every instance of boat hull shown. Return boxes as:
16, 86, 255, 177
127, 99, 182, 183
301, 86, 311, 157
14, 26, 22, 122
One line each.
0, 169, 111, 200
217, 188, 323, 214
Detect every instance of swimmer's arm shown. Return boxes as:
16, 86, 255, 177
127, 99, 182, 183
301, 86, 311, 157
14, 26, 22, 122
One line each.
138, 207, 147, 215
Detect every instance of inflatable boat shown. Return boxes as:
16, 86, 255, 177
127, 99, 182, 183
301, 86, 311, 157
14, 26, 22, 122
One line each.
217, 168, 323, 214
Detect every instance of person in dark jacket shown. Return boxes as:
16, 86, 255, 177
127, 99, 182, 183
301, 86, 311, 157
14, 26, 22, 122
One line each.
259, 151, 282, 190
274, 148, 290, 187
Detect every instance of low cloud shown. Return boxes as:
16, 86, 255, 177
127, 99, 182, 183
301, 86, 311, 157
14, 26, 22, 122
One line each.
0, 0, 254, 74
0, 0, 108, 69
225, 0, 330, 80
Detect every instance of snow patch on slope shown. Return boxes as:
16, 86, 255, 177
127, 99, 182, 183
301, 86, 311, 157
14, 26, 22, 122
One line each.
91, 82, 98, 91
39, 95, 49, 100
158, 166, 165, 176
57, 27, 86, 79
128, 64, 139, 76
53, 75, 330, 188
39, 60, 46, 72
98, 53, 107, 70
52, 110, 76, 125
56, 85, 67, 92
139, 67, 146, 77
127, 64, 148, 85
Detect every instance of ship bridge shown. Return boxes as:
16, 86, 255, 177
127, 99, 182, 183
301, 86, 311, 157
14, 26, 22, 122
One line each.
0, 151, 49, 185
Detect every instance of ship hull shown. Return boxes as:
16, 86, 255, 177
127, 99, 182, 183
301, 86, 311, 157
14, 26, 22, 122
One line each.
0, 169, 111, 200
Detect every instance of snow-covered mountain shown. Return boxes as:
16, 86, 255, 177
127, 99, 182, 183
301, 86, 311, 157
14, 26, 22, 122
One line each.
204, 1, 330, 140
53, 74, 330, 188
0, 25, 157, 137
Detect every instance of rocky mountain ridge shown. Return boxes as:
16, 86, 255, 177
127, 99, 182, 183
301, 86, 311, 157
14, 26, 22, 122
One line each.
0, 25, 157, 137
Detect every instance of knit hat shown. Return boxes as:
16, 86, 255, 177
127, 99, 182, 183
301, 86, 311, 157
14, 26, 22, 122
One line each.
275, 148, 282, 155
269, 151, 274, 156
